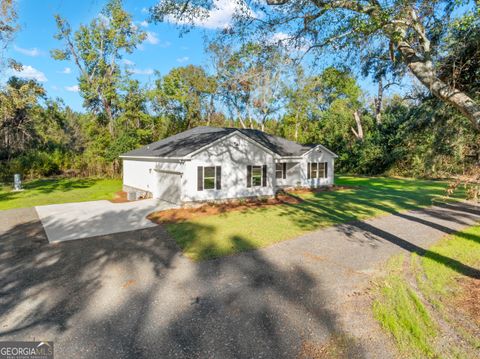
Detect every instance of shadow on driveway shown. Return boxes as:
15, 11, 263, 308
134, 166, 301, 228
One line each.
0, 207, 366, 359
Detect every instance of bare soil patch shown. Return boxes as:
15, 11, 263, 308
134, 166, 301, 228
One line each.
454, 276, 480, 327
147, 194, 302, 223
296, 334, 361, 359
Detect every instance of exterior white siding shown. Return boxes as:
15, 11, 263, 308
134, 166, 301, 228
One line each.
122, 135, 336, 204
301, 147, 335, 187
123, 159, 184, 201
275, 162, 302, 188
122, 159, 157, 193
182, 133, 276, 202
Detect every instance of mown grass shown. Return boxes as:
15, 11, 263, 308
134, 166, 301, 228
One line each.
0, 178, 122, 210
373, 255, 438, 358
373, 224, 480, 358
167, 176, 462, 260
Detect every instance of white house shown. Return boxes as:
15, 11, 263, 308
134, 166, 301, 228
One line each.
120, 126, 338, 204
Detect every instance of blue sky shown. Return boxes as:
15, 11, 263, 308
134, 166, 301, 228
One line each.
6, 0, 213, 111
6, 0, 406, 112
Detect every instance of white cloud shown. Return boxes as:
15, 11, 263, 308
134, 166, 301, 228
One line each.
65, 85, 79, 92
123, 59, 135, 66
145, 31, 159, 45
143, 31, 170, 47
14, 45, 42, 57
166, 0, 256, 30
177, 56, 189, 63
60, 67, 72, 74
140, 20, 149, 27
13, 65, 47, 82
141, 7, 149, 14
129, 68, 154, 75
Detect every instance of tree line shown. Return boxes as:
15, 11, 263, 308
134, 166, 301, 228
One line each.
0, 0, 478, 182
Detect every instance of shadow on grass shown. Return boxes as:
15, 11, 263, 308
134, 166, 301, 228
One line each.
280, 190, 480, 279
0, 209, 366, 358
24, 178, 97, 194
0, 178, 98, 204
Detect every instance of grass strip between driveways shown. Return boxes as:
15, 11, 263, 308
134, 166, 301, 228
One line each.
166, 176, 464, 260
372, 224, 480, 358
0, 178, 122, 210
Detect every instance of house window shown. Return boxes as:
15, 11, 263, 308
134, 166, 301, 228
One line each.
197, 166, 221, 191
252, 166, 262, 186
276, 163, 287, 179
247, 165, 267, 187
204, 167, 216, 189
307, 162, 328, 179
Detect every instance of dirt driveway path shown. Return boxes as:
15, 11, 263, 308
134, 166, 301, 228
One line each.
0, 201, 479, 358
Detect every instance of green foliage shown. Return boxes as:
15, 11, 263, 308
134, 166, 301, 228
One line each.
2, 3, 478, 183
52, 0, 146, 132
151, 65, 216, 132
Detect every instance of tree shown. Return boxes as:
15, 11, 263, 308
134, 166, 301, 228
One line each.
51, 0, 146, 135
208, 41, 290, 130
151, 0, 480, 131
151, 65, 217, 132
208, 41, 259, 129
0, 0, 18, 73
0, 77, 45, 160
281, 66, 322, 142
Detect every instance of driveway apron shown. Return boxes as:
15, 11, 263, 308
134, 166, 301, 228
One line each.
35, 199, 175, 242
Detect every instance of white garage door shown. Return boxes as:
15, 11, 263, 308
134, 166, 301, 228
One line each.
156, 171, 181, 204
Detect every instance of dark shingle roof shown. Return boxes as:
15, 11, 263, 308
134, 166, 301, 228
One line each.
120, 126, 318, 158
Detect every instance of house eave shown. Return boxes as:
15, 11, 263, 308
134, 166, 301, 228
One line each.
119, 155, 189, 161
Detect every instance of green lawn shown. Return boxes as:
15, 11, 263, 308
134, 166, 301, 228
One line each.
0, 178, 122, 210
167, 176, 462, 260
373, 225, 480, 358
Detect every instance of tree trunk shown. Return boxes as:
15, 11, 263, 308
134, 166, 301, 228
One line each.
397, 40, 480, 131
351, 110, 364, 141
294, 113, 299, 141
374, 78, 383, 125
102, 97, 115, 136
236, 108, 247, 129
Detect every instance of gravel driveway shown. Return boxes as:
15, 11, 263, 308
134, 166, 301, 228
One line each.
0, 201, 479, 358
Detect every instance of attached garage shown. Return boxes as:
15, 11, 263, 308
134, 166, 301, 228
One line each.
154, 169, 182, 204
120, 157, 184, 203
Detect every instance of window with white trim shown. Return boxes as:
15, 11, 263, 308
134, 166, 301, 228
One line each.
197, 166, 221, 191
247, 165, 267, 187
307, 162, 328, 179
276, 163, 287, 179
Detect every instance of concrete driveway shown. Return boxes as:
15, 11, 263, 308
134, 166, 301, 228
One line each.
0, 201, 479, 358
35, 199, 176, 242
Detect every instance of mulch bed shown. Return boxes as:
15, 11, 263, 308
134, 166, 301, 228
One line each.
287, 185, 358, 195
109, 191, 150, 203
109, 191, 129, 203
147, 193, 302, 224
